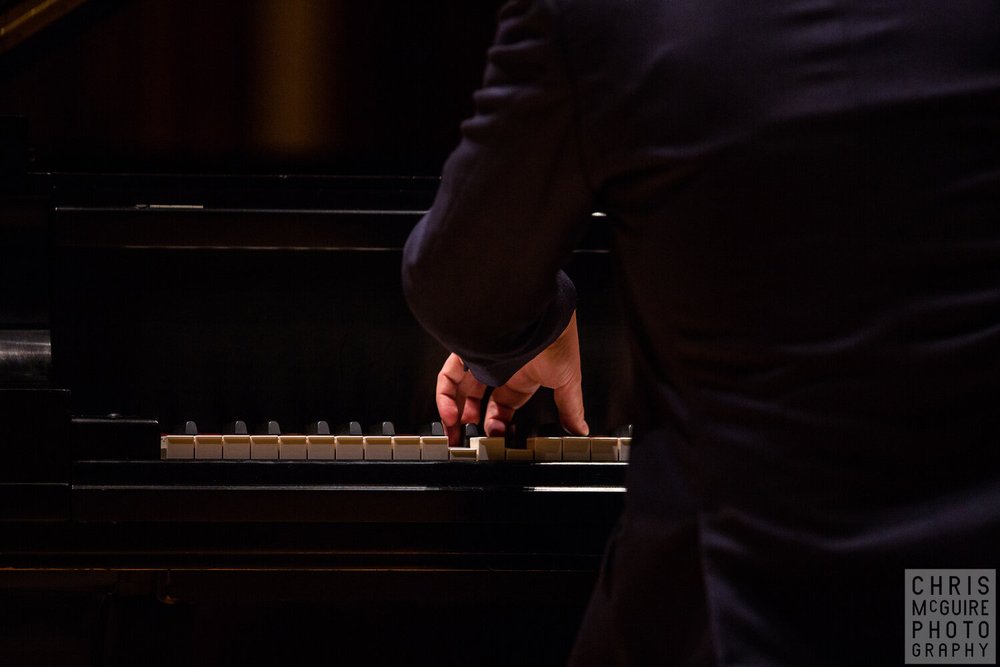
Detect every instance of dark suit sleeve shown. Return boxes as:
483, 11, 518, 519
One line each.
402, 0, 595, 387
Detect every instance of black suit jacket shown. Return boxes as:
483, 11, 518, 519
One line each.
404, 1, 1000, 663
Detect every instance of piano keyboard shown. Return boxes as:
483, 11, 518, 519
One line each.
161, 420, 632, 463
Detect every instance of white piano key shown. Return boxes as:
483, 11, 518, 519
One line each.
306, 434, 336, 460
363, 436, 393, 460
194, 434, 223, 460
590, 437, 619, 462
528, 437, 562, 461
562, 437, 591, 462
222, 434, 251, 460
279, 435, 308, 460
392, 435, 421, 460
250, 435, 280, 460
448, 446, 477, 461
335, 435, 364, 460
505, 436, 535, 461
163, 434, 195, 460
470, 436, 505, 461
420, 436, 449, 461
618, 437, 632, 462
504, 447, 534, 461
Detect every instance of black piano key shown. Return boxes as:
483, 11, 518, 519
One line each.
255, 420, 281, 435
225, 420, 249, 435
460, 423, 479, 448
505, 423, 526, 450
367, 421, 395, 437
174, 420, 198, 435
306, 420, 331, 436
418, 421, 445, 437
335, 421, 363, 436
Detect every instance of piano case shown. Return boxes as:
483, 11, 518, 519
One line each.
2, 171, 636, 665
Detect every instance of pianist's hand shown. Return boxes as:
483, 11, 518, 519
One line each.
436, 312, 588, 445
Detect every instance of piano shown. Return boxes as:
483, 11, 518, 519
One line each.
0, 4, 636, 665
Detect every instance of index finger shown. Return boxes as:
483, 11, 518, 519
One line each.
435, 353, 467, 428
435, 353, 486, 444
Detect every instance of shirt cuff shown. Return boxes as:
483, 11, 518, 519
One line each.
462, 271, 577, 386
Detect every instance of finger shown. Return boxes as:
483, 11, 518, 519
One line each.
553, 378, 589, 436
483, 418, 507, 438
484, 398, 516, 437
436, 354, 469, 443
458, 372, 486, 425
485, 375, 539, 436
445, 422, 461, 447
484, 394, 519, 435
435, 354, 489, 445
435, 380, 462, 428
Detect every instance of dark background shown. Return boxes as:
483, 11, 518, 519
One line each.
0, 0, 507, 175
0, 0, 635, 431
0, 0, 506, 332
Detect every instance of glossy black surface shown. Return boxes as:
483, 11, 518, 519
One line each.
45, 174, 632, 437
1, 173, 630, 666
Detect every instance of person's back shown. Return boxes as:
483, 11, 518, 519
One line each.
563, 0, 1000, 508
404, 0, 1000, 663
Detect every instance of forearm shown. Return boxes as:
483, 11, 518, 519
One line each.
402, 235, 577, 386
401, 0, 593, 386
